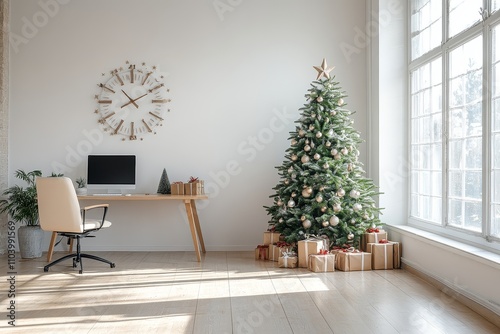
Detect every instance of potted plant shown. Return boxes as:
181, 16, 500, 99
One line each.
0, 169, 44, 258
75, 177, 87, 195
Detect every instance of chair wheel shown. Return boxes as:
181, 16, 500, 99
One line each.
79, 270, 83, 274
110, 263, 115, 268
72, 259, 77, 268
43, 267, 49, 272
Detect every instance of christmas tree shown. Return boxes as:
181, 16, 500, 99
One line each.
157, 168, 171, 194
265, 59, 382, 249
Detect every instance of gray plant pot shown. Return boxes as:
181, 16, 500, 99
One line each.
18, 225, 44, 259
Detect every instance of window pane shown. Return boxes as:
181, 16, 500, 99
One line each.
493, 1, 500, 13
411, 0, 442, 59
448, 0, 482, 38
410, 57, 442, 224
448, 36, 483, 232
492, 205, 500, 238
493, 24, 500, 239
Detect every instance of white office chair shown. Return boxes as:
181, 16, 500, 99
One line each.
36, 177, 115, 274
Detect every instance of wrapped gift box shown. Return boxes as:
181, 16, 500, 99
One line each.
366, 242, 394, 270
263, 231, 281, 245
184, 180, 204, 195
298, 238, 328, 268
269, 245, 280, 261
389, 241, 402, 269
171, 183, 184, 195
255, 245, 269, 260
361, 229, 387, 251
335, 251, 372, 271
308, 254, 336, 272
278, 256, 297, 268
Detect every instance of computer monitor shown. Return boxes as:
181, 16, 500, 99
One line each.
87, 155, 136, 193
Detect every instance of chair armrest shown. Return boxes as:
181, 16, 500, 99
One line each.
81, 204, 109, 231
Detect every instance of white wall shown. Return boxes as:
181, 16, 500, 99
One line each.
9, 0, 368, 251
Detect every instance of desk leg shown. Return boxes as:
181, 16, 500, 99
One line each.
184, 200, 201, 262
47, 231, 57, 262
190, 200, 206, 253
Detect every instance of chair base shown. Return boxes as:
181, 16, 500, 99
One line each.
44, 252, 115, 274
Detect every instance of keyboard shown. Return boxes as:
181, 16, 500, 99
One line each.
91, 193, 124, 196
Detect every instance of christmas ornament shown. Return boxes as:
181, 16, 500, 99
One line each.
315, 194, 323, 203
333, 203, 341, 212
277, 200, 283, 206
311, 113, 316, 118
334, 154, 341, 160
347, 163, 353, 172
291, 139, 298, 146
306, 186, 313, 194
300, 215, 306, 221
302, 219, 312, 229
323, 163, 329, 169
288, 167, 293, 174
304, 145, 311, 152
330, 148, 338, 156
326, 141, 331, 147
291, 192, 297, 197
299, 129, 306, 137
338, 98, 344, 106
341, 148, 349, 155
316, 96, 323, 103
313, 58, 334, 80
349, 189, 360, 199
284, 179, 289, 185
322, 221, 329, 227
279, 218, 283, 223
301, 189, 311, 198
330, 215, 340, 226
301, 155, 310, 163
363, 213, 369, 220
330, 110, 336, 116
316, 131, 322, 138
319, 186, 325, 191
291, 154, 298, 161
337, 188, 346, 197
314, 153, 321, 160
353, 203, 362, 211
321, 206, 327, 212
288, 199, 296, 207
347, 233, 354, 240
351, 219, 356, 224
309, 124, 315, 130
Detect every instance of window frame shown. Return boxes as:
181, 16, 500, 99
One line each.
407, 0, 500, 251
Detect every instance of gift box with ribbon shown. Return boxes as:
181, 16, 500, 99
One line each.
366, 240, 394, 270
360, 228, 387, 251
171, 182, 184, 195
335, 249, 372, 271
298, 236, 328, 268
263, 231, 281, 245
269, 241, 292, 262
308, 254, 336, 272
184, 177, 204, 195
255, 244, 269, 260
278, 251, 297, 268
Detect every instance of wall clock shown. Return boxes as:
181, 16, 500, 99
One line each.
95, 61, 171, 141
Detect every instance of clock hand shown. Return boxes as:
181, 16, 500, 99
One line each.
121, 93, 148, 109
121, 90, 139, 108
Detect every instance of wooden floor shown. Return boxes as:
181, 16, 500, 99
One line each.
1, 251, 499, 334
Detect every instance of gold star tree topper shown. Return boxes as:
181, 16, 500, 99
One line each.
313, 58, 335, 80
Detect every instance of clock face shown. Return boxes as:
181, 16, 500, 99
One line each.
95, 62, 171, 141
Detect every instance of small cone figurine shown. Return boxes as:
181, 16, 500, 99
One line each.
157, 168, 171, 194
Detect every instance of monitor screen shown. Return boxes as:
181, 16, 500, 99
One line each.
87, 155, 136, 191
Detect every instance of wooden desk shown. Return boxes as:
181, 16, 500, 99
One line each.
46, 194, 208, 262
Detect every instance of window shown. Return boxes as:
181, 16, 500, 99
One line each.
409, 1, 500, 245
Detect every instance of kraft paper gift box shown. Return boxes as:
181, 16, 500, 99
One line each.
171, 183, 184, 195
308, 254, 336, 272
263, 231, 281, 245
269, 245, 280, 262
278, 255, 298, 268
335, 251, 372, 271
184, 181, 204, 195
255, 245, 269, 260
366, 242, 394, 270
391, 241, 402, 269
361, 229, 387, 251
298, 238, 328, 268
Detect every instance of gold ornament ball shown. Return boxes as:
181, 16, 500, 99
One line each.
330, 215, 340, 226
291, 139, 298, 146
330, 110, 337, 116
302, 219, 312, 229
315, 194, 323, 203
309, 124, 315, 130
301, 215, 306, 221
334, 154, 341, 160
330, 148, 338, 156
316, 96, 323, 103
350, 189, 359, 198
341, 148, 349, 155
321, 206, 327, 212
277, 200, 283, 206
307, 186, 313, 194
287, 199, 296, 208
338, 98, 344, 106
337, 188, 346, 197
304, 145, 311, 152
316, 132, 322, 138
323, 163, 329, 169
322, 221, 329, 227
284, 179, 289, 185
326, 141, 331, 147
333, 203, 342, 212
291, 192, 297, 197
291, 154, 298, 161
302, 189, 311, 198
301, 155, 310, 163
314, 153, 321, 160
299, 129, 306, 137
